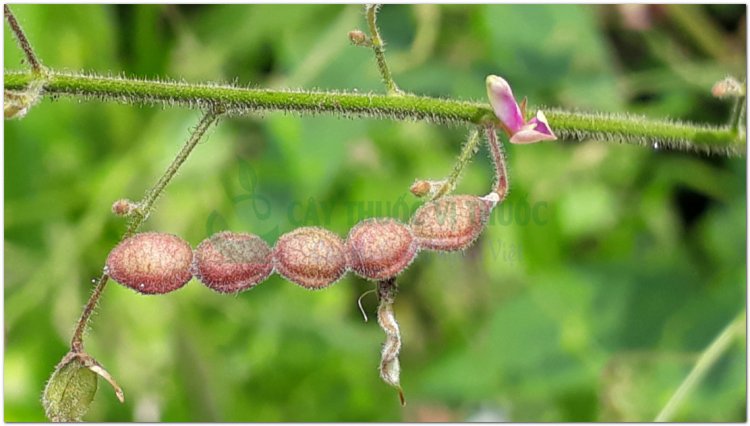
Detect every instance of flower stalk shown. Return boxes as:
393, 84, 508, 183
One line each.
365, 4, 403, 96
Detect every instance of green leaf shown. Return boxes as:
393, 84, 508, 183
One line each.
42, 355, 98, 422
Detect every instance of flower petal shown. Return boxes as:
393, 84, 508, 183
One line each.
486, 75, 524, 134
509, 110, 557, 144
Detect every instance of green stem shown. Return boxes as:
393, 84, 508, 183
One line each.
431, 128, 481, 200
4, 70, 745, 156
69, 110, 220, 353
654, 310, 746, 422
729, 95, 746, 134
365, 4, 402, 96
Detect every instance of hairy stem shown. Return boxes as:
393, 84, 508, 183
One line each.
431, 128, 481, 200
729, 95, 746, 134
365, 4, 402, 96
69, 110, 220, 353
4, 5, 43, 74
4, 70, 745, 156
654, 310, 746, 422
484, 125, 509, 200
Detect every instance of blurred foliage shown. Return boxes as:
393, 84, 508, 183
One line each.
4, 4, 747, 422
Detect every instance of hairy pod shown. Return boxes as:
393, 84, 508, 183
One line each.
192, 231, 273, 293
347, 218, 418, 280
410, 194, 497, 251
273, 227, 348, 290
105, 232, 193, 294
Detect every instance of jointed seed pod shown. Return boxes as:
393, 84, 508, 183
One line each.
192, 231, 273, 293
347, 218, 418, 280
105, 232, 193, 295
410, 193, 498, 251
273, 227, 348, 290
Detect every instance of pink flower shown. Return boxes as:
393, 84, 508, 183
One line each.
486, 75, 557, 144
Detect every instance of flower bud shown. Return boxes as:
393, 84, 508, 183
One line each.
111, 199, 138, 216
409, 179, 449, 198
105, 232, 193, 294
711, 77, 744, 99
348, 30, 369, 46
410, 194, 495, 251
273, 227, 347, 289
193, 231, 273, 293
347, 218, 418, 280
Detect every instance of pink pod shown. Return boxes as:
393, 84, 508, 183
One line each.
273, 227, 348, 290
410, 194, 494, 251
106, 232, 193, 295
192, 231, 273, 293
347, 218, 418, 280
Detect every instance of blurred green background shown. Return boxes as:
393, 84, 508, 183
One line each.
4, 4, 747, 422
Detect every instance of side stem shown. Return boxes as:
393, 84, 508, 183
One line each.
729, 94, 746, 134
69, 110, 220, 352
654, 310, 746, 422
4, 5, 43, 74
431, 128, 482, 200
366, 4, 402, 96
485, 125, 509, 201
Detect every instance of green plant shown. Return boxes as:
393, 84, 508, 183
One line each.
4, 4, 746, 422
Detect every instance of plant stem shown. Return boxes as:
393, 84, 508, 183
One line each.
69, 110, 220, 353
484, 125, 509, 200
654, 310, 746, 422
4, 70, 745, 156
365, 4, 402, 96
4, 5, 43, 74
729, 95, 746, 134
431, 128, 481, 200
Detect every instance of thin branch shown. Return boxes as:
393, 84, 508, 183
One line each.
4, 70, 745, 156
484, 125, 509, 200
729, 94, 746, 134
365, 4, 402, 96
4, 5, 43, 74
431, 128, 481, 200
69, 110, 220, 353
654, 310, 746, 422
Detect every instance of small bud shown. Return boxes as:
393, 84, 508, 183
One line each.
111, 199, 138, 216
106, 232, 193, 294
43, 355, 98, 422
193, 231, 273, 293
409, 180, 431, 197
410, 194, 494, 251
409, 179, 449, 198
347, 218, 418, 280
348, 30, 369, 46
273, 227, 348, 290
711, 77, 745, 99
